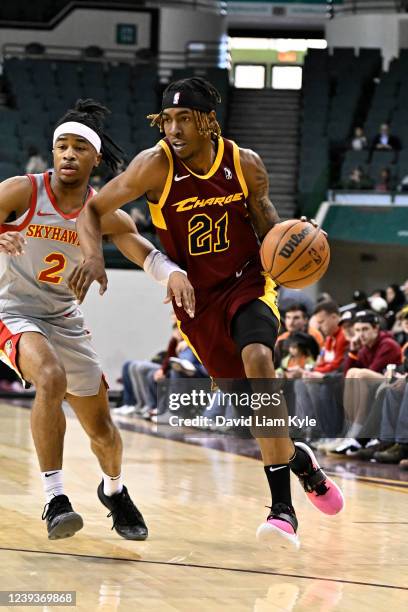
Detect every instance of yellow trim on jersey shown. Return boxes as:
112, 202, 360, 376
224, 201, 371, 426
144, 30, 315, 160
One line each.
258, 274, 281, 323
147, 140, 174, 230
176, 320, 203, 363
181, 137, 225, 180
231, 140, 249, 199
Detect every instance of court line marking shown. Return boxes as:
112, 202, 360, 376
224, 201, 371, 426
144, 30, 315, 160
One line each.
0, 546, 407, 592
353, 521, 408, 524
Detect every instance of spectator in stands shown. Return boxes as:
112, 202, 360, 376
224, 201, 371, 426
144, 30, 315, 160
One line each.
339, 310, 355, 342
114, 318, 181, 416
316, 292, 332, 303
370, 288, 387, 300
276, 331, 317, 378
330, 310, 402, 455
373, 379, 408, 465
393, 305, 408, 347
115, 360, 139, 415
308, 292, 333, 330
353, 289, 370, 308
345, 289, 371, 317
374, 167, 393, 192
368, 295, 388, 316
354, 311, 408, 461
304, 301, 349, 379
343, 309, 401, 374
402, 279, 408, 304
342, 166, 373, 190
372, 122, 401, 151
139, 328, 187, 420
25, 146, 47, 174
293, 302, 349, 448
384, 283, 406, 329
151, 345, 209, 424
351, 127, 368, 151
354, 374, 406, 462
275, 303, 324, 367
368, 299, 388, 329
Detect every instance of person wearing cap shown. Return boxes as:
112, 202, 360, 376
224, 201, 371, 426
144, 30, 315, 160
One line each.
0, 99, 195, 541
330, 309, 402, 455
71, 77, 345, 550
293, 301, 349, 451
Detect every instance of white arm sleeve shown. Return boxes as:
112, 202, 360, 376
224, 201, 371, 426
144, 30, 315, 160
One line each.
143, 249, 187, 286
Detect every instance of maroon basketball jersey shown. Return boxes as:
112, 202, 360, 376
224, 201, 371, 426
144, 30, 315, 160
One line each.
148, 137, 261, 290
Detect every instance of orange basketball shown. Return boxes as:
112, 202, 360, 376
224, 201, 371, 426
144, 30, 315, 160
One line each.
260, 219, 330, 289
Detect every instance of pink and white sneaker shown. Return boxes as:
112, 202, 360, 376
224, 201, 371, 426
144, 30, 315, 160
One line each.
256, 503, 300, 551
290, 442, 344, 515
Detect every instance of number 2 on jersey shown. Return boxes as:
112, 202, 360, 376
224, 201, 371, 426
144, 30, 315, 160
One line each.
188, 212, 229, 256
38, 252, 66, 285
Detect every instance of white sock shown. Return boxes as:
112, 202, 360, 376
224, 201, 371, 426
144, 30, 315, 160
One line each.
102, 472, 123, 497
41, 470, 64, 503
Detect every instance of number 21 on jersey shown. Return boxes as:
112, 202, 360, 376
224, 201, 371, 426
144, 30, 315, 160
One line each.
38, 252, 67, 285
188, 212, 229, 256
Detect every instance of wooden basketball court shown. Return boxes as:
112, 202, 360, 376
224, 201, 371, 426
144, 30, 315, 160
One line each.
0, 401, 407, 611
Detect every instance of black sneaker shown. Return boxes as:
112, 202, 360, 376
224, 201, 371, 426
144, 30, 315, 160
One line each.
373, 443, 408, 464
42, 494, 83, 540
354, 440, 393, 461
97, 482, 148, 540
256, 502, 300, 550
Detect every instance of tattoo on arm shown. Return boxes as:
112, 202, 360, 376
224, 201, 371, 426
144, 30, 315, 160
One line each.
247, 159, 280, 240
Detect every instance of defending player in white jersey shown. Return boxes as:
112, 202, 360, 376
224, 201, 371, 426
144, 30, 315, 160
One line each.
0, 99, 194, 540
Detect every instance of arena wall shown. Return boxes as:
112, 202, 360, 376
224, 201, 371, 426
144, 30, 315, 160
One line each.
80, 269, 172, 389
326, 13, 408, 66
320, 242, 407, 303
159, 7, 226, 55
0, 9, 153, 53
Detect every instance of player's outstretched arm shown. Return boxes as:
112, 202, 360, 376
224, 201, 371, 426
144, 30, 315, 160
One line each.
74, 146, 168, 299
70, 209, 195, 316
240, 148, 280, 240
0, 176, 32, 255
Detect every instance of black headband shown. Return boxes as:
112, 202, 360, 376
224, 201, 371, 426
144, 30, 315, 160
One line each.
161, 88, 216, 113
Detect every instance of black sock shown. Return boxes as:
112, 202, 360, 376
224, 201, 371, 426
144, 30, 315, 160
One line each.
288, 447, 311, 474
264, 464, 292, 508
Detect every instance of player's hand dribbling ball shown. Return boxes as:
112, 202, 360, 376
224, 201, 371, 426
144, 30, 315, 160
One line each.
260, 219, 330, 288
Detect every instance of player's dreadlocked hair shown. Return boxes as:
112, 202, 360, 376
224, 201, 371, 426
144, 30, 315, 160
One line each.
147, 77, 222, 138
55, 99, 125, 172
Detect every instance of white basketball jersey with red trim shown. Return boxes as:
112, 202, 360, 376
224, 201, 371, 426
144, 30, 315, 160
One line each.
0, 172, 96, 318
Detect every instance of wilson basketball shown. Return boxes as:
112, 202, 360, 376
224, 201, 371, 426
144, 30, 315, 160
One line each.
260, 219, 330, 288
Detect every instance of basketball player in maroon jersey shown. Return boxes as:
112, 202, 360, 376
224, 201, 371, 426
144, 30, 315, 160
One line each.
71, 78, 344, 549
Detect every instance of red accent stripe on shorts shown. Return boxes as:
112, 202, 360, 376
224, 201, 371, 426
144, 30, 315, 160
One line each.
0, 320, 23, 378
